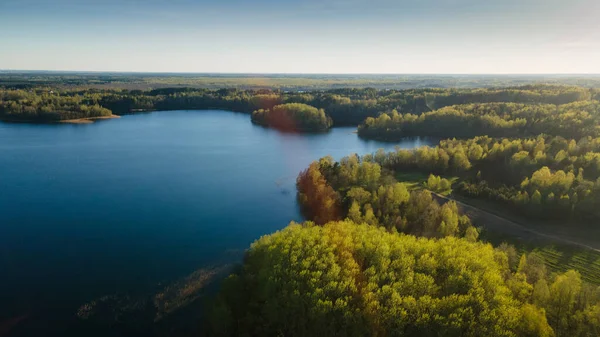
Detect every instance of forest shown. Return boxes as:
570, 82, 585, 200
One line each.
377, 135, 600, 222
204, 82, 600, 334
251, 103, 332, 131
295, 132, 600, 225
209, 221, 599, 337
204, 143, 600, 336
296, 155, 476, 239
1, 84, 595, 125
358, 101, 600, 140
0, 89, 112, 121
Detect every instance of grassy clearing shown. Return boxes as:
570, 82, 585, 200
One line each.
394, 171, 458, 196
394, 171, 429, 190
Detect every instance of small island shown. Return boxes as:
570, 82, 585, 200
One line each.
251, 103, 333, 132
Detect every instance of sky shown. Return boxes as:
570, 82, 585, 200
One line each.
1, 0, 599, 74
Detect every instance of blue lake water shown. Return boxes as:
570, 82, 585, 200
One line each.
0, 110, 433, 330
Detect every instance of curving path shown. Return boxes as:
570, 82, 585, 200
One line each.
431, 192, 600, 253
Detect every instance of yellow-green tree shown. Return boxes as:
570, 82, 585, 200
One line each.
211, 221, 555, 337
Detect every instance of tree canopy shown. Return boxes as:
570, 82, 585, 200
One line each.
0, 89, 112, 121
1, 84, 592, 125
358, 101, 600, 141
251, 103, 333, 132
370, 135, 600, 221
210, 221, 560, 337
297, 155, 474, 238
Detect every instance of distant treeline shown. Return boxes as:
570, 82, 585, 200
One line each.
359, 101, 600, 140
1, 84, 594, 124
4, 72, 600, 91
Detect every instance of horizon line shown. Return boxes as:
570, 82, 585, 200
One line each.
2, 69, 600, 76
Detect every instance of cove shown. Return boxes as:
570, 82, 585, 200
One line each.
0, 110, 434, 331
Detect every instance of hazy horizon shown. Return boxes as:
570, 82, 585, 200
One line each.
2, 0, 599, 73
3, 70, 600, 76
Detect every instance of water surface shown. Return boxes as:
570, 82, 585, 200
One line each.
0, 110, 433, 330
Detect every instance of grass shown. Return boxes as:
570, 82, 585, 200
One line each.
394, 171, 429, 190
394, 170, 458, 196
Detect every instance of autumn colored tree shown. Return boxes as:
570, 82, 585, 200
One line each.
296, 162, 342, 225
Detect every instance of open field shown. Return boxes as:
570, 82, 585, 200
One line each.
395, 170, 458, 196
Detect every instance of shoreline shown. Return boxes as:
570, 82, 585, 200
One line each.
1, 114, 121, 124
58, 115, 121, 124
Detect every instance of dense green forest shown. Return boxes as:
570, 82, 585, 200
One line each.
210, 221, 600, 337
1, 84, 593, 125
0, 89, 112, 121
235, 138, 600, 335
374, 136, 600, 221
251, 103, 332, 131
296, 155, 476, 239
296, 133, 600, 224
358, 101, 600, 140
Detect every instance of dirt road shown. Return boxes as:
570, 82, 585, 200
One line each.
432, 193, 600, 252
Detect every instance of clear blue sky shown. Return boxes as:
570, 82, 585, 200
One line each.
1, 0, 599, 73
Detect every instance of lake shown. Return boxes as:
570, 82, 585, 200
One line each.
0, 110, 433, 334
